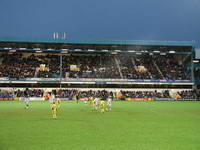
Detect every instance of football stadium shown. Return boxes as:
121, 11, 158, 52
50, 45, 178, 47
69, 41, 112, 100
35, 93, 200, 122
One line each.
0, 37, 200, 150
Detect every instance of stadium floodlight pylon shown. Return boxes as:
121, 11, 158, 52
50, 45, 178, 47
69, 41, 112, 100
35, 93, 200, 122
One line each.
53, 32, 67, 39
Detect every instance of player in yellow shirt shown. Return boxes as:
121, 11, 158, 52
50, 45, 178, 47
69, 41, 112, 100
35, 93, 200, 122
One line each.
88, 96, 92, 105
56, 98, 61, 109
100, 100, 106, 113
91, 98, 96, 111
51, 102, 58, 119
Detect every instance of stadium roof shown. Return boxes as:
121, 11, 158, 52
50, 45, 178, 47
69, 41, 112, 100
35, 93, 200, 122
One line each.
0, 37, 195, 47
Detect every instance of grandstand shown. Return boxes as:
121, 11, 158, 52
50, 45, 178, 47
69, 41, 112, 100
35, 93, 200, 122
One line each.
1, 38, 200, 150
0, 37, 198, 100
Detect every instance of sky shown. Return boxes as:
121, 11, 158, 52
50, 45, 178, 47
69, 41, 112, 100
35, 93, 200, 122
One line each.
0, 0, 200, 42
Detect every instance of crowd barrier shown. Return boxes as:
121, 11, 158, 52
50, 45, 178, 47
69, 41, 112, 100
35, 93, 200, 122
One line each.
0, 97, 15, 101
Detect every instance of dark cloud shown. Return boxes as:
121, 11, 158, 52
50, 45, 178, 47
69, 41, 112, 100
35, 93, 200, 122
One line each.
0, 0, 199, 41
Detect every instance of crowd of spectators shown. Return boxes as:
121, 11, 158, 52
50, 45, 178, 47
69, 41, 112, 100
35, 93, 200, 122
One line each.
56, 89, 114, 99
0, 54, 60, 79
0, 89, 199, 100
62, 55, 120, 78
177, 90, 198, 99
0, 90, 14, 98
119, 55, 161, 79
120, 90, 171, 99
14, 89, 44, 97
0, 53, 35, 78
0, 53, 191, 80
119, 55, 190, 80
153, 55, 190, 80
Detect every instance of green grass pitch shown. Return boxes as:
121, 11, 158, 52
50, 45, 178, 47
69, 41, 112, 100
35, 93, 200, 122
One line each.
0, 100, 200, 150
